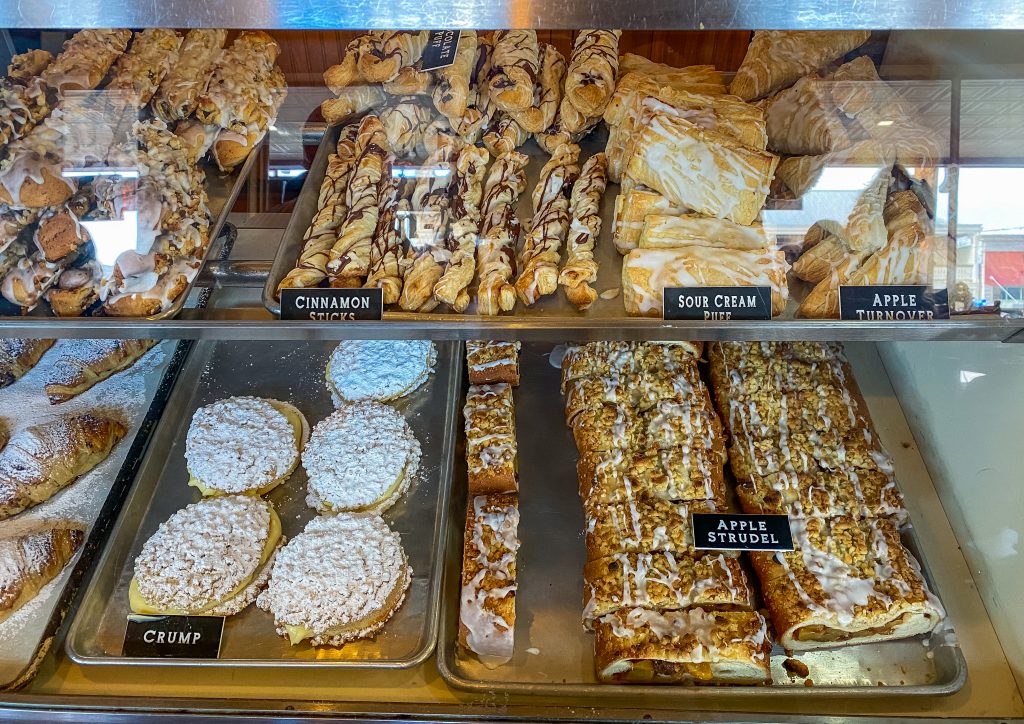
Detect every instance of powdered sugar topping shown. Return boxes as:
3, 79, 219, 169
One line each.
327, 340, 436, 403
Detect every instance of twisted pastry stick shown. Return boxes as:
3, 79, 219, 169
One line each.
558, 152, 608, 310
509, 43, 566, 134
365, 163, 405, 304
483, 112, 529, 158
514, 143, 580, 306
564, 30, 621, 118
433, 30, 477, 119
476, 151, 529, 315
359, 31, 429, 84
433, 144, 490, 311
488, 30, 539, 113
276, 122, 361, 294
452, 35, 496, 144
380, 98, 433, 158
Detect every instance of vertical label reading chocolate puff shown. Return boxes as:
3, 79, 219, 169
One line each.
663, 286, 772, 320
839, 285, 950, 321
420, 30, 462, 71
692, 513, 794, 552
279, 288, 383, 321
123, 614, 224, 658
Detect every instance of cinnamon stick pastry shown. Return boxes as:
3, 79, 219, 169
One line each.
379, 97, 433, 158
323, 36, 369, 92
559, 152, 608, 310
564, 30, 621, 118
105, 28, 182, 109
277, 122, 361, 293
43, 339, 157, 404
452, 34, 496, 144
8, 49, 53, 80
433, 30, 477, 119
364, 168, 405, 304
0, 338, 54, 389
41, 29, 132, 94
321, 85, 387, 126
488, 31, 540, 113
0, 414, 127, 519
514, 143, 580, 306
153, 29, 228, 123
482, 112, 529, 158
509, 43, 565, 134
399, 145, 456, 311
358, 31, 429, 84
433, 143, 490, 312
476, 151, 529, 315
384, 62, 434, 96
0, 523, 86, 623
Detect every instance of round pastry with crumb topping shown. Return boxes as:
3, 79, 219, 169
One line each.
130, 495, 283, 616
302, 402, 421, 514
325, 340, 436, 404
185, 396, 309, 496
257, 513, 411, 646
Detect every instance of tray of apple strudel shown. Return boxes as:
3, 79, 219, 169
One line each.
437, 340, 965, 697
264, 30, 949, 321
0, 28, 285, 319
0, 336, 182, 689
67, 338, 460, 667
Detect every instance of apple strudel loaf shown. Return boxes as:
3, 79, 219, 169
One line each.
578, 447, 728, 508
584, 496, 721, 562
736, 468, 907, 523
570, 402, 722, 458
464, 383, 518, 495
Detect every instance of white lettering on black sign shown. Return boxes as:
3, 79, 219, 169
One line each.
279, 288, 384, 321
839, 285, 949, 321
123, 614, 224, 658
420, 30, 462, 71
663, 286, 772, 320
692, 513, 794, 552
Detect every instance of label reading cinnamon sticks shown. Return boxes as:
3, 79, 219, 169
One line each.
839, 285, 949, 321
420, 30, 462, 71
123, 614, 224, 658
279, 288, 383, 321
663, 286, 771, 320
692, 513, 794, 552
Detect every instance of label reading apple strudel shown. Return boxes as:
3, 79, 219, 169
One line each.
420, 30, 462, 71
839, 285, 950, 321
279, 288, 384, 321
663, 286, 771, 320
692, 513, 794, 552
123, 614, 225, 658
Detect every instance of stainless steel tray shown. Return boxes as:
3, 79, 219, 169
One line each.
437, 342, 967, 698
0, 339, 184, 689
0, 141, 261, 322
66, 338, 461, 668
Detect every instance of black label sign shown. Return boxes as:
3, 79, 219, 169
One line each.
692, 513, 794, 552
420, 30, 462, 71
839, 285, 950, 321
663, 286, 772, 320
123, 615, 225, 658
279, 287, 383, 321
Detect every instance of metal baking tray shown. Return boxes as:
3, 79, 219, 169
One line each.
66, 339, 461, 668
0, 338, 185, 689
437, 342, 967, 698
0, 140, 262, 322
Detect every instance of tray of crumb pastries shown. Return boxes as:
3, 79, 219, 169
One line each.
0, 336, 183, 689
0, 28, 285, 319
437, 340, 965, 698
66, 338, 460, 667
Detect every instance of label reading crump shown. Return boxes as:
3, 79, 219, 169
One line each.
123, 614, 225, 658
279, 288, 383, 321
692, 513, 794, 552
663, 286, 772, 320
420, 30, 462, 71
839, 285, 950, 321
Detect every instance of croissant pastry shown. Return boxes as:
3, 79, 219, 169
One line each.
0, 523, 86, 623
384, 62, 434, 96
488, 30, 540, 113
44, 339, 157, 404
323, 36, 369, 92
0, 338, 54, 390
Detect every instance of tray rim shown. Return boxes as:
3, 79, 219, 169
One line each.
64, 339, 462, 669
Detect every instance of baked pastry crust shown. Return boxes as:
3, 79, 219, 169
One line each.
0, 523, 85, 624
153, 29, 228, 123
42, 29, 131, 94
564, 30, 621, 118
571, 402, 722, 459
562, 359, 708, 423
433, 30, 477, 119
578, 447, 728, 507
464, 383, 518, 495
612, 189, 686, 254
43, 339, 156, 404
466, 340, 520, 386
737, 468, 907, 522
584, 496, 721, 561
561, 341, 705, 396
488, 30, 540, 113
0, 338, 53, 389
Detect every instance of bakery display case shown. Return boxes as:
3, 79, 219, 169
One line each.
0, 6, 1022, 723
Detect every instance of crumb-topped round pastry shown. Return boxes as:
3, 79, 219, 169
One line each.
185, 396, 310, 496
303, 402, 421, 513
326, 340, 436, 404
130, 495, 282, 616
256, 513, 412, 646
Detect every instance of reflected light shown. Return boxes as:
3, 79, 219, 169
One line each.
81, 212, 139, 267
959, 370, 986, 384
812, 166, 882, 192
877, 120, 894, 126
392, 167, 450, 179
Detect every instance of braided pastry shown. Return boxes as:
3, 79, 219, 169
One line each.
559, 152, 608, 310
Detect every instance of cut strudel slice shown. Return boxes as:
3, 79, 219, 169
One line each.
736, 468, 907, 523
463, 383, 518, 494
578, 446, 728, 508
584, 496, 720, 562
466, 340, 521, 386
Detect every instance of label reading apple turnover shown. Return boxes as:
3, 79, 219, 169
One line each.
692, 513, 794, 552
663, 286, 771, 320
839, 285, 950, 321
280, 288, 384, 321
420, 30, 462, 71
123, 614, 225, 658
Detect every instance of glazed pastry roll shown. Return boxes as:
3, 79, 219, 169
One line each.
509, 43, 565, 134
638, 214, 770, 252
464, 383, 518, 495
594, 607, 771, 685
621, 247, 789, 317
584, 496, 720, 561
379, 98, 433, 158
0, 523, 86, 624
459, 493, 520, 667
730, 30, 871, 101
737, 468, 907, 522
1, 250, 67, 309
0, 338, 54, 389
764, 73, 854, 156
0, 122, 77, 209
0, 414, 127, 520
603, 67, 726, 128
104, 28, 182, 109
153, 29, 228, 123
612, 188, 687, 254
488, 30, 540, 113
8, 49, 53, 79
43, 339, 157, 404
583, 552, 753, 628
564, 30, 621, 118
476, 151, 529, 315
750, 515, 945, 650
194, 31, 281, 132
466, 340, 521, 386
559, 152, 608, 310
578, 445, 728, 507
41, 28, 132, 93
358, 31, 428, 84
624, 113, 778, 225
46, 259, 103, 316
433, 30, 477, 119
